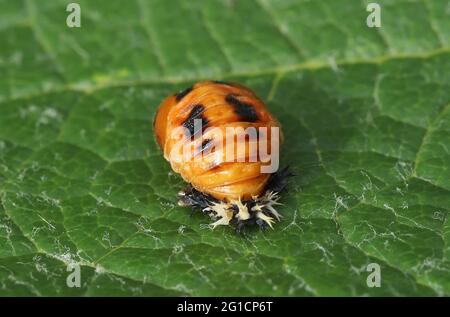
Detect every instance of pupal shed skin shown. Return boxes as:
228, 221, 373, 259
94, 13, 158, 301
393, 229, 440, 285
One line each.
153, 80, 290, 232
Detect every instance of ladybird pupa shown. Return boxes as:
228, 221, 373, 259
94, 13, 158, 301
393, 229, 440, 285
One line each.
154, 80, 291, 231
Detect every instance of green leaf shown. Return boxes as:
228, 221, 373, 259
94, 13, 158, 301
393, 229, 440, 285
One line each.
0, 0, 449, 296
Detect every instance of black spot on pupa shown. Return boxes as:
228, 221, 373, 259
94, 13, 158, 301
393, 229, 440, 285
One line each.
175, 86, 193, 101
182, 104, 209, 138
225, 94, 258, 122
199, 138, 214, 153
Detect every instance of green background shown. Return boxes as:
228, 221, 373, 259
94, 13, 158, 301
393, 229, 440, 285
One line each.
0, 0, 449, 296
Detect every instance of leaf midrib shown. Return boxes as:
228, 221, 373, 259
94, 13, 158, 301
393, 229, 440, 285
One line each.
3, 47, 450, 105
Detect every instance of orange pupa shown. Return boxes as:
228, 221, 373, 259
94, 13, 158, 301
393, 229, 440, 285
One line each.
154, 81, 290, 231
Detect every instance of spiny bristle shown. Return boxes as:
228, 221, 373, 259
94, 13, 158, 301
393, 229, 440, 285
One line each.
256, 212, 275, 229
209, 216, 232, 229
177, 165, 293, 232
234, 198, 250, 221
203, 202, 233, 229
252, 191, 282, 220
199, 192, 282, 231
